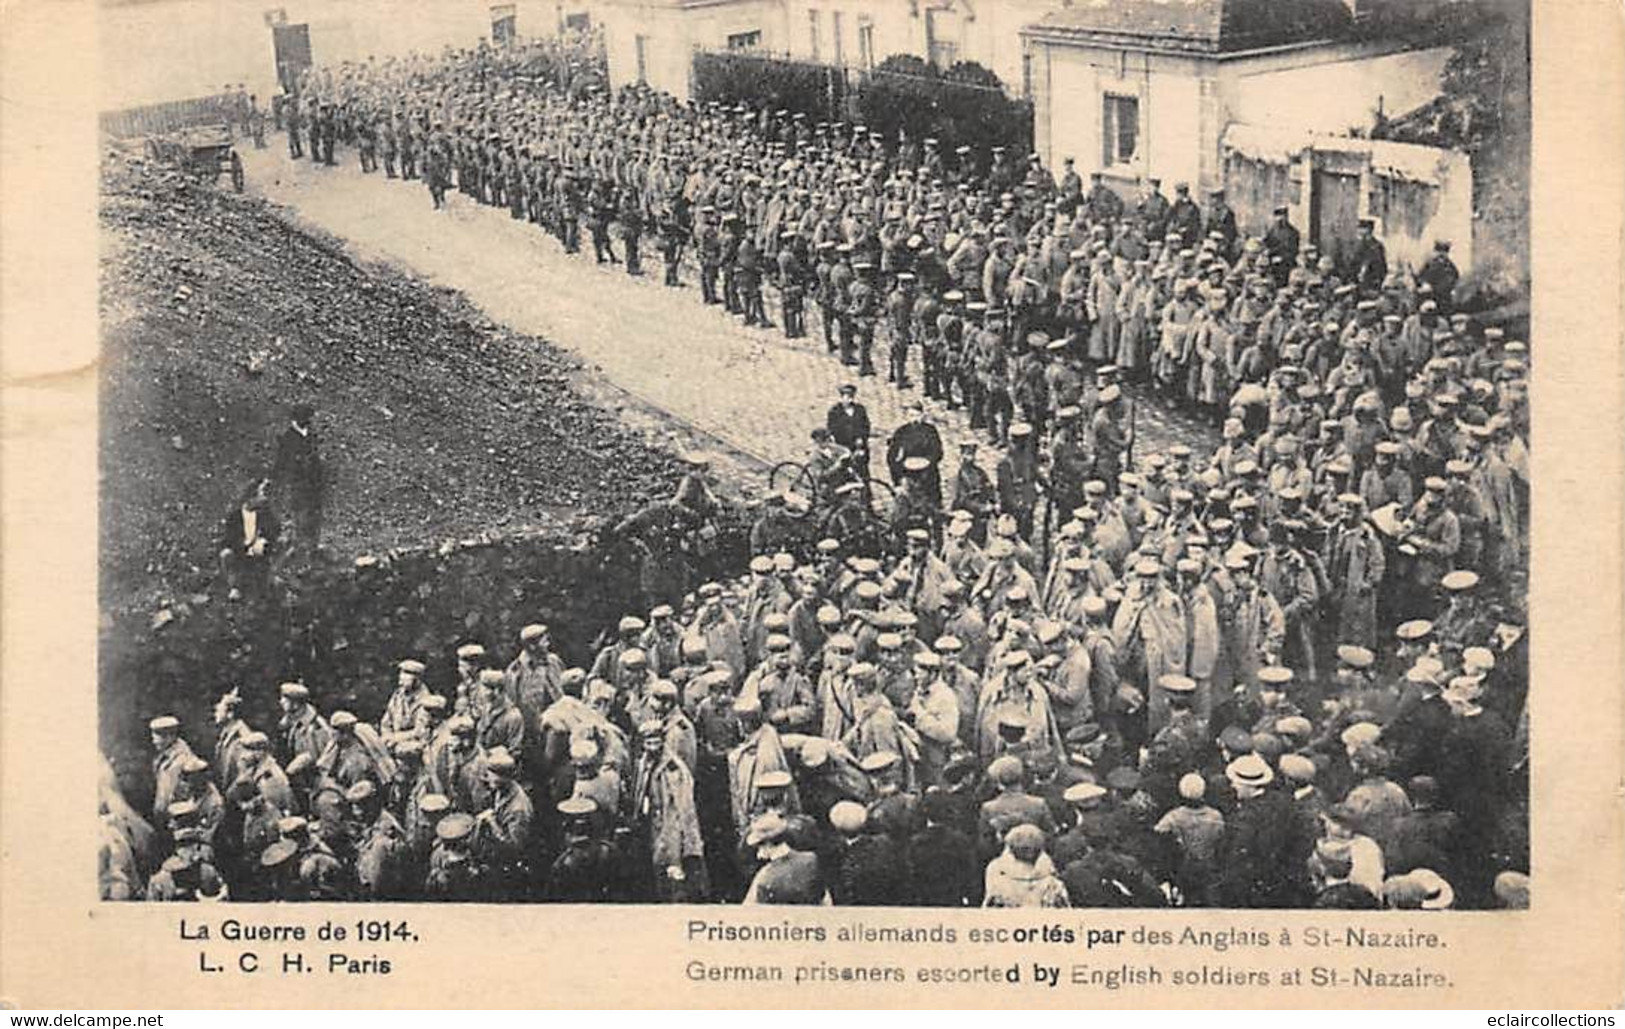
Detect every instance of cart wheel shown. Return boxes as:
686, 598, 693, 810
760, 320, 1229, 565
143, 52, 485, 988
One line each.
863, 476, 896, 516
768, 461, 809, 495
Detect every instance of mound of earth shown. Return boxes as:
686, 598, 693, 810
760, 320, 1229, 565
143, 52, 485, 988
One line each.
99, 152, 689, 616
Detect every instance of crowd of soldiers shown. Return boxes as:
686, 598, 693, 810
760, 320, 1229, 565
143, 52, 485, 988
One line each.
99, 37, 1532, 910
268, 38, 1472, 442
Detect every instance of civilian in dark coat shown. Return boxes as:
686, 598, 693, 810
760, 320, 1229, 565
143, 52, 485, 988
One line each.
1384, 775, 1460, 877
886, 408, 944, 505
1060, 843, 1167, 908
1351, 220, 1388, 294
1215, 755, 1301, 907
270, 403, 326, 551
1206, 189, 1239, 255
906, 789, 980, 906
1263, 207, 1301, 285
838, 825, 907, 906
1167, 184, 1203, 248
827, 386, 872, 477
1435, 693, 1512, 903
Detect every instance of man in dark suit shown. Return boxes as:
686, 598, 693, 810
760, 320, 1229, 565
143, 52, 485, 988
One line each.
1351, 218, 1388, 294
1215, 754, 1301, 907
826, 384, 871, 479
1264, 205, 1301, 287
270, 402, 325, 554
906, 787, 980, 906
1168, 182, 1204, 248
1207, 187, 1239, 257
1417, 240, 1460, 311
886, 401, 943, 506
1135, 177, 1170, 240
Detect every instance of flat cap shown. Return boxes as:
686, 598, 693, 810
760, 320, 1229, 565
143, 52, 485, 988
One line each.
1219, 725, 1254, 753
859, 750, 899, 773
1106, 766, 1141, 792
1063, 782, 1108, 806
1397, 619, 1434, 642
829, 800, 869, 833
1441, 569, 1480, 591
436, 811, 475, 842
1257, 666, 1295, 687
418, 793, 452, 815
987, 755, 1025, 785
1178, 773, 1207, 801
1158, 673, 1197, 694
1279, 753, 1317, 782
484, 746, 517, 775
260, 839, 299, 868
558, 796, 598, 818
1336, 644, 1376, 669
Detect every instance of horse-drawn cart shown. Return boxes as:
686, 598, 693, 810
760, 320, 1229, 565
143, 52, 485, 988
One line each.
144, 124, 244, 192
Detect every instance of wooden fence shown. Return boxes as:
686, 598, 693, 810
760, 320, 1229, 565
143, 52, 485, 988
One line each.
100, 93, 240, 139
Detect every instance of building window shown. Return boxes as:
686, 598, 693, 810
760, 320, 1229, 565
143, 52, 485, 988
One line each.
832, 11, 844, 65
563, 12, 590, 32
858, 17, 874, 70
635, 34, 649, 83
1102, 93, 1139, 168
808, 9, 821, 61
926, 8, 959, 69
727, 29, 762, 50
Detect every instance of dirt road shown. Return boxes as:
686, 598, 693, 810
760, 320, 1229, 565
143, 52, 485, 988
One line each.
241, 144, 1218, 496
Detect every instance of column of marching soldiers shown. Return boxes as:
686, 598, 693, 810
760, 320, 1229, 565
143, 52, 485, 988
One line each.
102, 37, 1532, 909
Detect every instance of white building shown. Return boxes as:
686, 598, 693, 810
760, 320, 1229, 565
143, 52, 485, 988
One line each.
588, 0, 1066, 102
594, 0, 788, 102
1023, 0, 1481, 272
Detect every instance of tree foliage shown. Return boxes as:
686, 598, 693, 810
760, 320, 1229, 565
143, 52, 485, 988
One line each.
690, 50, 1033, 163
692, 51, 843, 120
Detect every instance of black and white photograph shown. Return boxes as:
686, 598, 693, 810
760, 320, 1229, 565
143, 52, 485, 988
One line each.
96, 0, 1533, 912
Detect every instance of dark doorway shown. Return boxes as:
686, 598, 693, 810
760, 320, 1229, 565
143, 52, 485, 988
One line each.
272, 23, 312, 94
1311, 167, 1362, 273
492, 4, 517, 45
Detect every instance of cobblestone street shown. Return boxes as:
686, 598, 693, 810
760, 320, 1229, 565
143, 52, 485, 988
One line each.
242, 145, 1219, 499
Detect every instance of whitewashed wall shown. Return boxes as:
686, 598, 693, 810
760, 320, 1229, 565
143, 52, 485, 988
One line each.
100, 0, 558, 109
601, 0, 787, 100
1035, 44, 1204, 192
1231, 44, 1453, 136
